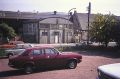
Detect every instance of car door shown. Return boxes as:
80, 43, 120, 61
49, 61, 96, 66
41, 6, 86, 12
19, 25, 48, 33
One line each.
44, 48, 59, 67
51, 48, 68, 66
30, 49, 46, 67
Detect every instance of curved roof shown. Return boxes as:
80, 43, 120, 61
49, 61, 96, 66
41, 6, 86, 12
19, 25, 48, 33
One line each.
0, 11, 68, 20
39, 17, 73, 24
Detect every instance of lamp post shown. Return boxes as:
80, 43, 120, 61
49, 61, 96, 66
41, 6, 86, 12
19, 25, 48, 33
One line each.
68, 8, 76, 24
67, 8, 76, 43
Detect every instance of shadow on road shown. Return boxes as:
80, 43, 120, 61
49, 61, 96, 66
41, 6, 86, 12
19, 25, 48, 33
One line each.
78, 50, 120, 58
0, 70, 26, 77
0, 67, 67, 78
65, 45, 120, 58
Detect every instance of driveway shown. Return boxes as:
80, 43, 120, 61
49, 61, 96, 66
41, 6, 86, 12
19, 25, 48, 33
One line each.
0, 50, 120, 79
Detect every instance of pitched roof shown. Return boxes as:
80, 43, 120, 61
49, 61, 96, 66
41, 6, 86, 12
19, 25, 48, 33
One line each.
0, 11, 68, 20
76, 13, 120, 30
76, 13, 95, 30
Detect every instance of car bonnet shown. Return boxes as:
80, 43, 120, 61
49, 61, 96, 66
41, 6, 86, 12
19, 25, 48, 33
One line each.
98, 63, 120, 79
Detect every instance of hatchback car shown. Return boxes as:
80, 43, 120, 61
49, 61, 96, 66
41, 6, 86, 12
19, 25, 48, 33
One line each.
8, 47, 82, 74
97, 63, 120, 79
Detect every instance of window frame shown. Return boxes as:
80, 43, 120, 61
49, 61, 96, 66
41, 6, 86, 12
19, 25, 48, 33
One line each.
31, 49, 44, 56
44, 48, 58, 55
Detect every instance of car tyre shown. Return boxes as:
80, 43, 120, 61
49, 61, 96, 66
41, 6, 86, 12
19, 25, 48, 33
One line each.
68, 60, 77, 69
8, 54, 13, 58
24, 65, 33, 74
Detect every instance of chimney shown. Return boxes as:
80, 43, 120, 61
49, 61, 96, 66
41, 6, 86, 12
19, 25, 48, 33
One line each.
54, 11, 57, 15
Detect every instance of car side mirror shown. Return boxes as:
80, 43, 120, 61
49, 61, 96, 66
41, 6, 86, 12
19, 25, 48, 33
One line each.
57, 52, 62, 55
56, 52, 59, 55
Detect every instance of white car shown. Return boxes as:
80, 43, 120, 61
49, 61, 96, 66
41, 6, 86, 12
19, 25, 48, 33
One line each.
97, 63, 120, 79
5, 44, 34, 57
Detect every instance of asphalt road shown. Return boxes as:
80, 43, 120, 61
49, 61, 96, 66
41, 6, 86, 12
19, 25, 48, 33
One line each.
0, 51, 120, 79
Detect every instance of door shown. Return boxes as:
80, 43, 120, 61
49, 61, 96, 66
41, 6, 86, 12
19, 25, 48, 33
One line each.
44, 48, 68, 67
55, 35, 59, 43
54, 32, 59, 43
40, 31, 48, 44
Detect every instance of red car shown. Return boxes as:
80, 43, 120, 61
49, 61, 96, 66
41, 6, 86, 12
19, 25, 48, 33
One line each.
8, 47, 82, 74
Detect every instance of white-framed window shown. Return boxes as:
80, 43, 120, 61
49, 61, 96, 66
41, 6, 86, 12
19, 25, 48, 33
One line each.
42, 32, 48, 36
39, 24, 49, 29
28, 23, 33, 33
23, 24, 28, 33
50, 24, 58, 29
68, 32, 72, 36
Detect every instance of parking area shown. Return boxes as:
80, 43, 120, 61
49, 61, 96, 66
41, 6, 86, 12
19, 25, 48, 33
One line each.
0, 50, 120, 79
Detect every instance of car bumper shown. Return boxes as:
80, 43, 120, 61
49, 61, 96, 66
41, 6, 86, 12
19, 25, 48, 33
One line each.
78, 59, 82, 63
8, 62, 15, 68
8, 61, 23, 69
8, 62, 19, 68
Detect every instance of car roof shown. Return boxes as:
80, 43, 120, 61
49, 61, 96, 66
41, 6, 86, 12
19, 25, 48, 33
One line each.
26, 46, 54, 50
16, 43, 32, 45
16, 43, 35, 47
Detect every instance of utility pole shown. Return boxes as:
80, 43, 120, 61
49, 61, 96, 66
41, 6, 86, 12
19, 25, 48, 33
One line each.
87, 2, 91, 45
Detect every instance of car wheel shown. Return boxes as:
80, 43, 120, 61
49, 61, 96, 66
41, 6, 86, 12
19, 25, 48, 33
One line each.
8, 54, 13, 58
68, 60, 77, 69
24, 65, 33, 74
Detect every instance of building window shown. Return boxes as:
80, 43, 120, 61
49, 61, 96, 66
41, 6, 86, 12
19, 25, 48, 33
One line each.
23, 24, 29, 33
54, 32, 59, 35
40, 24, 49, 29
65, 24, 73, 29
68, 32, 72, 36
33, 23, 37, 32
42, 32, 48, 36
59, 25, 63, 29
28, 23, 33, 33
50, 24, 58, 29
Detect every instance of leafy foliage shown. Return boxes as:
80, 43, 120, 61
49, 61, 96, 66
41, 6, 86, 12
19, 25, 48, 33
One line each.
0, 23, 16, 41
90, 13, 119, 47
111, 21, 120, 47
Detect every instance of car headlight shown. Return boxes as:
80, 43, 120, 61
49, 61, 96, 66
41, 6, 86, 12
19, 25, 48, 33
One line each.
98, 71, 101, 76
97, 69, 101, 77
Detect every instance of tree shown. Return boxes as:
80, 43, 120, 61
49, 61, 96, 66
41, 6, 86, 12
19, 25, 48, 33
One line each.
90, 13, 118, 47
111, 21, 120, 47
0, 23, 16, 43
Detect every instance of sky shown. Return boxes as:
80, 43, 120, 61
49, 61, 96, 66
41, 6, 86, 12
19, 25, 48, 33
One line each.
0, 0, 120, 16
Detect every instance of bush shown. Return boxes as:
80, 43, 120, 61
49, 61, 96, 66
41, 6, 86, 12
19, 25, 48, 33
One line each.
0, 49, 6, 57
